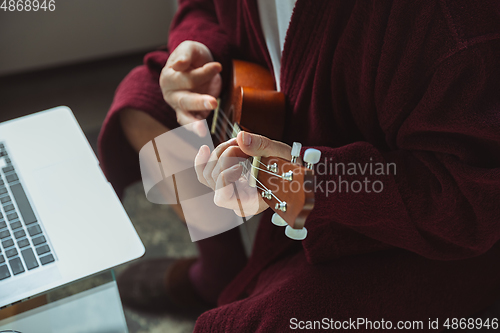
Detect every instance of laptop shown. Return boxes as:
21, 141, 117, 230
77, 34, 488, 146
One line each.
0, 106, 145, 308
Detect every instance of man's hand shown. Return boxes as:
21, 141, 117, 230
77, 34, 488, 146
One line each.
160, 41, 222, 137
194, 132, 292, 217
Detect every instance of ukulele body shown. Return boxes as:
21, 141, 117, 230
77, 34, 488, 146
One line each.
213, 60, 285, 144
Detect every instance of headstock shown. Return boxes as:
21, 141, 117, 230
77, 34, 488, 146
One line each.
248, 143, 321, 240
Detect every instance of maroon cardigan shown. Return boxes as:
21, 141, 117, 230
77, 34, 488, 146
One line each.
98, 0, 500, 331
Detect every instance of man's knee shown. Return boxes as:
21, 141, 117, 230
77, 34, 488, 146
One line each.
120, 108, 170, 152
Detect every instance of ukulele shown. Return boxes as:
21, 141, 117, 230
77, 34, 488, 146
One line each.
210, 60, 321, 240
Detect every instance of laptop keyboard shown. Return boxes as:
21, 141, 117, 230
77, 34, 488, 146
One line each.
0, 142, 55, 281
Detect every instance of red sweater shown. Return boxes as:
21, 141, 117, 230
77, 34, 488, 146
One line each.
98, 0, 500, 331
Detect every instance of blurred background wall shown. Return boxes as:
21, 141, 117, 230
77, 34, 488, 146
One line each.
0, 0, 177, 75
0, 0, 179, 134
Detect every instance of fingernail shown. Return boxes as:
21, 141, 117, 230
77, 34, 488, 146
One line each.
204, 100, 212, 109
213, 64, 222, 73
199, 145, 210, 156
242, 132, 251, 146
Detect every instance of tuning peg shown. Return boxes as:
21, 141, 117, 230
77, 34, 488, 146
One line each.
303, 148, 321, 169
271, 213, 287, 226
291, 142, 302, 163
285, 225, 308, 240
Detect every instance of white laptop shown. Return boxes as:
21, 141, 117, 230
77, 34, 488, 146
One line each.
0, 106, 145, 308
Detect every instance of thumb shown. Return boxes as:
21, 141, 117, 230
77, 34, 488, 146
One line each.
171, 54, 192, 72
236, 132, 291, 160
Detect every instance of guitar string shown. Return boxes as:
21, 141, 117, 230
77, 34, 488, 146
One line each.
214, 108, 284, 175
212, 120, 224, 142
213, 107, 284, 203
238, 156, 281, 179
215, 108, 288, 174
240, 162, 283, 204
218, 107, 233, 127
214, 122, 233, 142
233, 172, 269, 196
213, 112, 234, 140
256, 159, 269, 168
244, 166, 283, 204
214, 120, 231, 137
251, 165, 286, 179
214, 111, 239, 143
214, 157, 284, 204
214, 107, 234, 140
238, 167, 268, 193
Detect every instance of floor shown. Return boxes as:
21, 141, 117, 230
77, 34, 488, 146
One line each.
0, 53, 201, 332
117, 182, 199, 333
